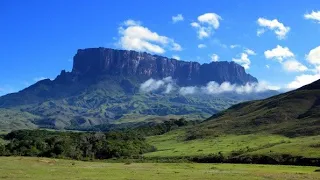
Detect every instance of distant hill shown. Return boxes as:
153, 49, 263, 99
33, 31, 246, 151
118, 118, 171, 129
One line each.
194, 79, 320, 137
0, 48, 276, 130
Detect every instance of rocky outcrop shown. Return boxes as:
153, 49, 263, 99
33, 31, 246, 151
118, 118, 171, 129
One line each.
72, 48, 258, 85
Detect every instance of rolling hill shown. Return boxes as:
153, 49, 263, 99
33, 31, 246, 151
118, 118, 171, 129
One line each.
197, 79, 320, 137
145, 79, 320, 162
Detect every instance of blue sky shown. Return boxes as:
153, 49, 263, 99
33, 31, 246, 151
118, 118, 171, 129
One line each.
1, 0, 320, 96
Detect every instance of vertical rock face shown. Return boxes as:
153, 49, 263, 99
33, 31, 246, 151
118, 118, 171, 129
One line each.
72, 47, 258, 86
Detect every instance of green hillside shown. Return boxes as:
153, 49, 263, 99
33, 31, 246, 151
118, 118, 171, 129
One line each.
0, 75, 275, 130
144, 80, 320, 163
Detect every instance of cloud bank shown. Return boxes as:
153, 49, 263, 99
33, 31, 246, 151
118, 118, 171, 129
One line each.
140, 77, 275, 95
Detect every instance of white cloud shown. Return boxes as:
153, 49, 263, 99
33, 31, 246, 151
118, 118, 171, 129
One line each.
123, 19, 141, 26
179, 86, 197, 95
198, 44, 207, 48
232, 53, 250, 69
172, 43, 182, 51
304, 11, 320, 23
191, 13, 222, 39
264, 45, 294, 62
172, 55, 180, 60
198, 13, 221, 29
210, 54, 219, 62
264, 45, 308, 72
282, 60, 308, 72
140, 78, 276, 95
306, 46, 320, 65
230, 44, 240, 49
33, 77, 47, 82
182, 81, 273, 95
257, 18, 290, 39
266, 65, 270, 69
244, 48, 256, 55
287, 74, 320, 89
118, 20, 182, 54
257, 28, 265, 36
140, 77, 175, 93
172, 14, 184, 23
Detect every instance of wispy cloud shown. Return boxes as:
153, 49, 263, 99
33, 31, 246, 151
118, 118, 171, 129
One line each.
33, 77, 47, 82
172, 14, 184, 23
198, 44, 207, 48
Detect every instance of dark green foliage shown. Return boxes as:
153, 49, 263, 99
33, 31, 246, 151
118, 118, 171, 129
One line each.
79, 118, 197, 137
2, 130, 155, 160
122, 118, 196, 136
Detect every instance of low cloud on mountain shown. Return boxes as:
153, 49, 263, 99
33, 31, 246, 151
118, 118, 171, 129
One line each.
140, 77, 276, 95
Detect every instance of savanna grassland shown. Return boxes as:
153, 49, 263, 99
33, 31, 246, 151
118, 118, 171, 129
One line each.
145, 130, 320, 159
0, 157, 319, 180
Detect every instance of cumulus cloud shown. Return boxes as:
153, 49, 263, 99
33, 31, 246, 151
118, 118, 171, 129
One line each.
257, 18, 290, 39
210, 54, 219, 62
282, 60, 308, 72
264, 45, 308, 72
285, 45, 320, 89
198, 44, 207, 48
191, 13, 222, 39
172, 55, 180, 60
118, 20, 182, 54
304, 11, 320, 23
287, 74, 320, 89
264, 45, 294, 62
306, 46, 320, 65
232, 53, 251, 69
140, 77, 175, 93
172, 14, 184, 23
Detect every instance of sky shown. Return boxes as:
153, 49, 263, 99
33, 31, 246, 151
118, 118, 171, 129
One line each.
1, 0, 320, 96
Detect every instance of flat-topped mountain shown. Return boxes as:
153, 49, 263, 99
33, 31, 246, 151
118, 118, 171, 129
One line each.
72, 48, 257, 86
0, 48, 274, 130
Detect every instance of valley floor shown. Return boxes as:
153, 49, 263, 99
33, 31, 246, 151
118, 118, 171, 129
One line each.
0, 157, 319, 180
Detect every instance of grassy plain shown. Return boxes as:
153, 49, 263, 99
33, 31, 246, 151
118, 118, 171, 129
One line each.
0, 157, 319, 180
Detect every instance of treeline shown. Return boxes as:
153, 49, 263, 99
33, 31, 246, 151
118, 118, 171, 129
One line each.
76, 118, 197, 136
143, 154, 320, 166
0, 130, 155, 160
